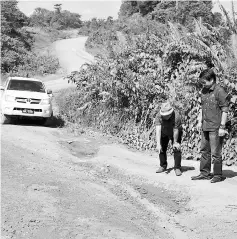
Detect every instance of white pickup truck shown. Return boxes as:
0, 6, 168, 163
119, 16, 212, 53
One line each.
1, 77, 53, 125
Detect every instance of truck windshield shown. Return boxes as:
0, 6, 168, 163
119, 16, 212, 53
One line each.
7, 80, 46, 93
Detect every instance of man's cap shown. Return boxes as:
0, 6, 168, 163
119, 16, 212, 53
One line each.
160, 102, 174, 116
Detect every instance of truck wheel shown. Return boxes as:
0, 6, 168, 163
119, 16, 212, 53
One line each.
45, 112, 54, 126
40, 112, 53, 126
1, 114, 11, 124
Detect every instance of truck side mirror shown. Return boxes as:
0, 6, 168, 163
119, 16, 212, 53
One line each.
47, 89, 52, 94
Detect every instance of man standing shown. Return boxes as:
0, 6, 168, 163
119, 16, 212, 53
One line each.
155, 101, 183, 176
191, 69, 229, 183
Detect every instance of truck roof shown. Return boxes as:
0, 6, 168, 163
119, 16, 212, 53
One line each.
9, 77, 42, 82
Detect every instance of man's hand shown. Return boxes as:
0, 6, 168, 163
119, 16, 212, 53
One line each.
197, 121, 202, 130
173, 142, 181, 151
219, 128, 226, 137
156, 144, 162, 154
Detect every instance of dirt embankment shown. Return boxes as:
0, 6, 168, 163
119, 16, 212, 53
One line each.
1, 36, 237, 239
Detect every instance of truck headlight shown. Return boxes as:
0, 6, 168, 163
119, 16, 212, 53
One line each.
5, 95, 15, 102
41, 98, 50, 105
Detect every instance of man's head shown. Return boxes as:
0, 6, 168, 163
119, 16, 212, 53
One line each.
160, 101, 174, 120
199, 69, 216, 89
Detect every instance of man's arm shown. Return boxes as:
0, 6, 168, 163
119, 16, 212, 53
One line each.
221, 112, 228, 126
217, 87, 229, 136
156, 125, 161, 146
218, 87, 229, 124
155, 113, 162, 152
173, 128, 179, 143
198, 92, 203, 129
219, 109, 228, 137
173, 112, 182, 150
173, 128, 181, 151
174, 112, 182, 141
197, 109, 202, 126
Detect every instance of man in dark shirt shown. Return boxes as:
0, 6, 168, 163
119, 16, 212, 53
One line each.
155, 101, 183, 176
192, 69, 229, 183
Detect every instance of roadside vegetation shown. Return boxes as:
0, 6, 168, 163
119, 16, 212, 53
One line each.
59, 0, 237, 165
1, 0, 81, 83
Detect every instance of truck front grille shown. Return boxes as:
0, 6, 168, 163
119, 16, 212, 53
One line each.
15, 97, 41, 104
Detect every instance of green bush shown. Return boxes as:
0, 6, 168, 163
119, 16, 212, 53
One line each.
15, 53, 60, 76
85, 29, 118, 57
1, 1, 32, 73
1, 1, 61, 78
60, 20, 237, 165
29, 8, 82, 30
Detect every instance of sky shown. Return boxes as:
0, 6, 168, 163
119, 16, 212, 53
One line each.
17, 0, 236, 21
17, 0, 122, 21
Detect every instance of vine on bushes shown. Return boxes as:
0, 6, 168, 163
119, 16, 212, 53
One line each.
62, 22, 237, 165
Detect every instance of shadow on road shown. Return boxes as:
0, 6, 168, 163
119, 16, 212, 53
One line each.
6, 115, 65, 128
47, 115, 65, 128
181, 166, 196, 172
222, 170, 237, 179
166, 166, 195, 174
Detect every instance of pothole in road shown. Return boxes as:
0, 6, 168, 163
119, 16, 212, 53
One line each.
59, 140, 99, 158
134, 184, 186, 214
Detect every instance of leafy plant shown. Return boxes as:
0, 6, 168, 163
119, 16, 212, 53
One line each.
61, 16, 237, 164
29, 7, 82, 29
1, 0, 31, 73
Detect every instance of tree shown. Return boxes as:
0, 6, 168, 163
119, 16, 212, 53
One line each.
118, 0, 139, 19
106, 16, 114, 27
137, 1, 160, 16
90, 18, 99, 31
219, 0, 237, 59
1, 0, 32, 73
151, 1, 176, 23
54, 4, 62, 14
152, 0, 216, 27
118, 1, 223, 29
213, 12, 223, 27
30, 7, 82, 29
30, 8, 53, 27
1, 0, 28, 32
57, 10, 82, 29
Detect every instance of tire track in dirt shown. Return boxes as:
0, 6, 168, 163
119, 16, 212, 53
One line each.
59, 136, 197, 239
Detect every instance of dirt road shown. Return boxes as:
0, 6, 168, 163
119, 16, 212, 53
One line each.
54, 36, 94, 74
1, 37, 237, 239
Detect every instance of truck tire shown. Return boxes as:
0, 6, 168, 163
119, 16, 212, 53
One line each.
39, 112, 53, 126
1, 114, 11, 124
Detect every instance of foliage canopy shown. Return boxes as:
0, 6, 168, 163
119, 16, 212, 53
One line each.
29, 7, 82, 29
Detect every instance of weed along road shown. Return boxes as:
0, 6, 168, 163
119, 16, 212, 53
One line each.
2, 37, 237, 239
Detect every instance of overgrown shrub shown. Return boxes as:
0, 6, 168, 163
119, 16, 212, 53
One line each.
60, 20, 237, 165
1, 0, 32, 73
85, 29, 118, 57
1, 1, 61, 78
15, 54, 59, 76
29, 8, 82, 30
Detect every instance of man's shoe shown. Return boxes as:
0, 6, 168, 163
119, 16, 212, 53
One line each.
210, 176, 222, 183
156, 167, 166, 173
191, 174, 212, 180
175, 168, 182, 176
